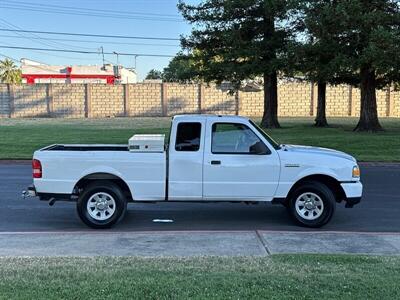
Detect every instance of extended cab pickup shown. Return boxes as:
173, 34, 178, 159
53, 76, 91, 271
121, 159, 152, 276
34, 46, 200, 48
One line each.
26, 115, 362, 228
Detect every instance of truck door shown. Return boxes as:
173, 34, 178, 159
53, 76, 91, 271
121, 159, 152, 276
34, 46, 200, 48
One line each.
203, 120, 280, 201
168, 120, 205, 200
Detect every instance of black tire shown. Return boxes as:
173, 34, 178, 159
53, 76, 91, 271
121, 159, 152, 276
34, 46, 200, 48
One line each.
287, 181, 336, 228
77, 181, 127, 229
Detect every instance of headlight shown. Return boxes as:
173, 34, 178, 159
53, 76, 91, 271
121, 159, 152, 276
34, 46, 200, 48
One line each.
352, 165, 360, 178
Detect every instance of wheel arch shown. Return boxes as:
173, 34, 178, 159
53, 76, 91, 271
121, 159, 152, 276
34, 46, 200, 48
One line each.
287, 174, 346, 204
73, 173, 133, 201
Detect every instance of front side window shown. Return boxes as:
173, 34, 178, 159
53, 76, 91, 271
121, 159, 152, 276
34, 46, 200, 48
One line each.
211, 123, 270, 154
249, 120, 281, 150
175, 122, 201, 151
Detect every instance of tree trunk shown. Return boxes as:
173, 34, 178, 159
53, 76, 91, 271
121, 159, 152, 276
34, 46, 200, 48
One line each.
260, 72, 280, 128
354, 66, 383, 132
314, 81, 328, 127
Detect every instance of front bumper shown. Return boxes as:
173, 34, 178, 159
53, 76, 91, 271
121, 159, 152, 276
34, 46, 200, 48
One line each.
345, 197, 361, 208
341, 181, 363, 208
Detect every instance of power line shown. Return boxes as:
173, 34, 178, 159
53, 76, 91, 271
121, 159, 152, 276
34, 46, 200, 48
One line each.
0, 52, 19, 63
0, 52, 80, 74
0, 2, 183, 22
1, 49, 132, 73
0, 39, 101, 62
3, 0, 181, 18
0, 28, 181, 41
0, 45, 175, 57
0, 19, 100, 61
0, 18, 96, 51
0, 34, 179, 47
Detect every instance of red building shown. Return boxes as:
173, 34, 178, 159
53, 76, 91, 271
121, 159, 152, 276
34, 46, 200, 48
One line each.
21, 59, 137, 84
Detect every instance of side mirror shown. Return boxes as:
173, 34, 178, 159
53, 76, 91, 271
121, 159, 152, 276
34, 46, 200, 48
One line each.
250, 141, 271, 155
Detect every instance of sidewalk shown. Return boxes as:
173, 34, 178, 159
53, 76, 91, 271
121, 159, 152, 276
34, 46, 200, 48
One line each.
1, 230, 399, 256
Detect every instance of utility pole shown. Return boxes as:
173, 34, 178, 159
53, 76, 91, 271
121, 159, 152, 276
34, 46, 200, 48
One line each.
113, 51, 119, 66
113, 51, 121, 84
99, 46, 105, 69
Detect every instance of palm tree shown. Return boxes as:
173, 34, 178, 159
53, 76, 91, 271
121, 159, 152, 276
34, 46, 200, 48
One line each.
0, 58, 22, 84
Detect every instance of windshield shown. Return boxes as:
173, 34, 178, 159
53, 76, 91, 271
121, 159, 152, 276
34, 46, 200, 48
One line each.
249, 120, 281, 150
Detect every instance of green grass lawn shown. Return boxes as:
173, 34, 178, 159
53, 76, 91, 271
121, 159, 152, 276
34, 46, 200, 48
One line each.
0, 255, 399, 299
0, 117, 399, 161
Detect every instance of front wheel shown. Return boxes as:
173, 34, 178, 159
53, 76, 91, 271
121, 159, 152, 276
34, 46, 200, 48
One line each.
77, 181, 127, 229
287, 181, 336, 228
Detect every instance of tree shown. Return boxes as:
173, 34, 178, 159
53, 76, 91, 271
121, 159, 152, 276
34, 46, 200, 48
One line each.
286, 42, 333, 127
163, 52, 199, 83
289, 0, 356, 127
335, 0, 400, 132
0, 58, 22, 84
145, 69, 163, 80
178, 0, 295, 128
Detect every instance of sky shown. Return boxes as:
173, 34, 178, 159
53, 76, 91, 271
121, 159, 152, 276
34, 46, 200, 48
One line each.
0, 0, 199, 80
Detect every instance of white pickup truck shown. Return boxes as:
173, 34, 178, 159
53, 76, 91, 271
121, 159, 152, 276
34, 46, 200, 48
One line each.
26, 115, 362, 229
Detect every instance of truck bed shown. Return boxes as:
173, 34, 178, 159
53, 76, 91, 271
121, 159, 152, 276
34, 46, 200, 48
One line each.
34, 146, 166, 200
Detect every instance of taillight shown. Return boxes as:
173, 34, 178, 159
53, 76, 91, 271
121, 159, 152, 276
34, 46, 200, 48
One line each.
32, 159, 42, 178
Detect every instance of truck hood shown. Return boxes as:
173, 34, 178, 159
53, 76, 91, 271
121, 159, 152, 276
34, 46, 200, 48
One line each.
281, 144, 356, 162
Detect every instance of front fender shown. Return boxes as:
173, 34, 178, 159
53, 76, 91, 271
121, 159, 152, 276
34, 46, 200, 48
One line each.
293, 167, 341, 183
274, 166, 341, 198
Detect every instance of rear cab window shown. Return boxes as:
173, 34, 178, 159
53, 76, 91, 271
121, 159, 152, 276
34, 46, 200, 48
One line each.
175, 122, 201, 151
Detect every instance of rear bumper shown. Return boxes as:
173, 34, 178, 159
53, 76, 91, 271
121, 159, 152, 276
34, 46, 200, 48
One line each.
34, 178, 76, 194
22, 185, 37, 198
23, 184, 74, 202
341, 181, 363, 208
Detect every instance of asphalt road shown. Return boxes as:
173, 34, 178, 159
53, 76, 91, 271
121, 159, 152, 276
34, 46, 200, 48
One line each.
1, 162, 399, 232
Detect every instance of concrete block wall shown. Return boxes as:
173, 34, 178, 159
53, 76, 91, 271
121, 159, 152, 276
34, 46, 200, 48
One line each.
0, 84, 9, 118
376, 89, 389, 117
127, 83, 162, 117
166, 83, 199, 115
240, 91, 263, 116
90, 84, 124, 118
326, 85, 350, 117
0, 83, 399, 119
392, 88, 400, 117
203, 84, 237, 115
12, 85, 48, 118
278, 83, 311, 117
51, 84, 86, 118
351, 87, 361, 117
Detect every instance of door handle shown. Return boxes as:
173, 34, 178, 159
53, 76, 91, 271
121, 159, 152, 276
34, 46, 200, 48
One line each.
211, 160, 221, 165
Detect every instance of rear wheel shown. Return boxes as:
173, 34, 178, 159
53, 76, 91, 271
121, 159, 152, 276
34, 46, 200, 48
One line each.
77, 181, 127, 229
287, 181, 336, 228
